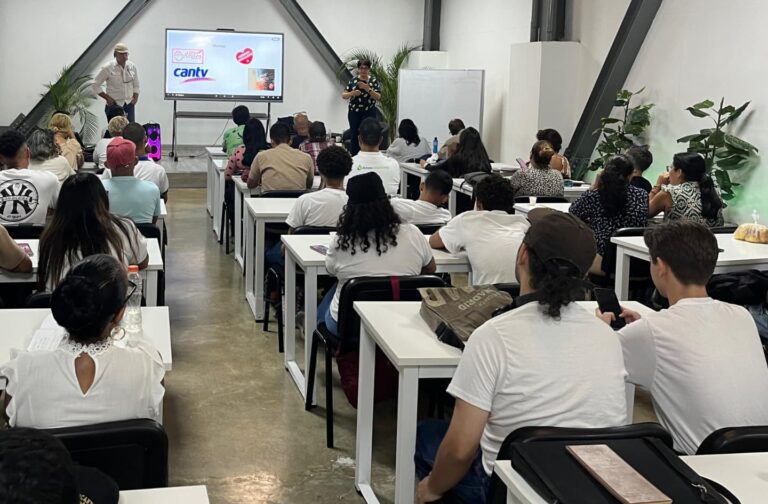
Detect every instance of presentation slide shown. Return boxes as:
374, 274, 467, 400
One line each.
164, 29, 284, 102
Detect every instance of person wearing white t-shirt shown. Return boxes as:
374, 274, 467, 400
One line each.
346, 118, 400, 195
598, 221, 768, 455
93, 116, 129, 171
390, 169, 452, 226
430, 174, 529, 284
416, 209, 628, 504
0, 130, 59, 226
265, 146, 352, 272
103, 122, 169, 199
319, 172, 436, 336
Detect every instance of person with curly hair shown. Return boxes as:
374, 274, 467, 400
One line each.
509, 140, 565, 198
319, 172, 436, 336
536, 128, 571, 178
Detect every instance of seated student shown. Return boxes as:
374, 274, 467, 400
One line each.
438, 118, 465, 160
600, 221, 768, 454
0, 224, 32, 273
48, 113, 83, 171
416, 209, 628, 504
390, 169, 452, 225
1, 254, 165, 429
0, 130, 59, 226
536, 128, 571, 178
426, 127, 491, 178
430, 175, 529, 284
38, 172, 147, 289
104, 122, 170, 200
225, 118, 269, 183
101, 138, 161, 224
509, 140, 565, 198
569, 155, 648, 273
222, 105, 250, 157
649, 152, 724, 227
102, 104, 127, 138
27, 129, 75, 183
299, 121, 335, 172
319, 173, 436, 336
247, 123, 314, 191
386, 118, 431, 163
626, 145, 653, 192
347, 118, 401, 195
291, 112, 311, 149
93, 116, 129, 170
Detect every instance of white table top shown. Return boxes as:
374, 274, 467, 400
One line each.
205, 146, 227, 158
612, 233, 768, 265
495, 452, 768, 504
159, 199, 167, 218
212, 158, 224, 169
353, 301, 653, 369
233, 176, 254, 194
0, 307, 172, 370
244, 197, 296, 218
119, 485, 209, 503
514, 202, 571, 215
281, 234, 469, 270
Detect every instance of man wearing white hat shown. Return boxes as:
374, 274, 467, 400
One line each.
92, 43, 140, 122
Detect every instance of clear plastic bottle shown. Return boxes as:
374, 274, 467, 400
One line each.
123, 265, 143, 336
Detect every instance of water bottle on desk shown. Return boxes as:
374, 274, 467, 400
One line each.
123, 265, 143, 336
432, 137, 439, 154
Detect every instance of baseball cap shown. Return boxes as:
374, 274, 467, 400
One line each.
524, 208, 597, 277
346, 172, 386, 204
106, 138, 136, 169
114, 43, 129, 53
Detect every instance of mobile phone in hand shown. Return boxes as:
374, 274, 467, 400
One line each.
18, 242, 33, 257
594, 288, 625, 329
310, 245, 328, 255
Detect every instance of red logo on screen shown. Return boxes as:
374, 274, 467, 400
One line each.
172, 48, 204, 65
236, 48, 253, 65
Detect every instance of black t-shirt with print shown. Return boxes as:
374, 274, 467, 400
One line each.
345, 76, 381, 112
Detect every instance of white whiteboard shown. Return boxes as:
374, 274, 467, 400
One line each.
397, 69, 484, 147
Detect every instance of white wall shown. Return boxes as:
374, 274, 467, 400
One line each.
0, 0, 423, 145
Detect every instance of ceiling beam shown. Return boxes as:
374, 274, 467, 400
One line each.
423, 0, 442, 51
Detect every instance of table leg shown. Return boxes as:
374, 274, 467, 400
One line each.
144, 271, 158, 307
244, 210, 257, 317
614, 249, 631, 300
158, 217, 165, 249
304, 268, 318, 406
355, 324, 378, 503
253, 219, 266, 321
394, 367, 419, 504
449, 190, 457, 216
217, 170, 226, 239
206, 158, 214, 216
212, 169, 222, 240
400, 167, 407, 196
284, 251, 305, 398
234, 189, 244, 270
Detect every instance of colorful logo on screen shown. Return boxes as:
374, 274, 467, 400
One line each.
236, 48, 253, 65
173, 67, 214, 83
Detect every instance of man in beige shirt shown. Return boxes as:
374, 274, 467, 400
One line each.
247, 123, 314, 190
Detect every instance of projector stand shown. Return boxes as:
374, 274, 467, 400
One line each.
168, 101, 272, 162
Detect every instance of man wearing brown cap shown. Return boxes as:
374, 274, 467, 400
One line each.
93, 43, 140, 122
415, 208, 629, 504
102, 138, 160, 225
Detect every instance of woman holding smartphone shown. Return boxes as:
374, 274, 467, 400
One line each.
341, 59, 381, 155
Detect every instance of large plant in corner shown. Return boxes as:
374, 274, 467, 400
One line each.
585, 88, 654, 175
338, 44, 420, 141
40, 65, 98, 142
677, 98, 757, 201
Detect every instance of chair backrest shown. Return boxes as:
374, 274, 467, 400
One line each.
335, 275, 446, 352
44, 419, 168, 490
292, 226, 336, 235
25, 292, 51, 308
493, 283, 520, 298
513, 196, 569, 204
259, 189, 309, 198
6, 225, 45, 240
600, 226, 651, 276
696, 426, 768, 454
711, 225, 738, 234
135, 223, 161, 241
416, 223, 443, 235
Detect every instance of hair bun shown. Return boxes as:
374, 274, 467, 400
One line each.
51, 275, 103, 331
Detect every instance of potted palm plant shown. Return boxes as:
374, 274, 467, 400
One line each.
41, 65, 98, 142
338, 44, 420, 142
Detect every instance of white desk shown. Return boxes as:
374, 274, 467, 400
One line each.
157, 199, 167, 246
612, 233, 768, 300
206, 148, 227, 217
448, 179, 589, 216
495, 452, 768, 504
208, 158, 226, 240
399, 162, 429, 196
120, 485, 209, 503
353, 300, 652, 504
0, 307, 172, 370
3, 240, 163, 306
513, 202, 571, 216
243, 198, 297, 320
233, 177, 260, 270
281, 235, 470, 405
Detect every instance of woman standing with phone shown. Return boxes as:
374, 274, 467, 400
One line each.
341, 59, 381, 155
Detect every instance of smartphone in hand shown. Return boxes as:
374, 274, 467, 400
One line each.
18, 242, 33, 257
310, 245, 328, 255
594, 288, 625, 330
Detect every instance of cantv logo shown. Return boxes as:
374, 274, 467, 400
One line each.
173, 67, 214, 83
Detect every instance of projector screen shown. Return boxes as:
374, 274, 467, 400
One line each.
164, 29, 284, 102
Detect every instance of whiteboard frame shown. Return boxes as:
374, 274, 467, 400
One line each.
396, 69, 485, 143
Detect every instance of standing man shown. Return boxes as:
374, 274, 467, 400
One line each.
341, 59, 381, 155
93, 43, 140, 123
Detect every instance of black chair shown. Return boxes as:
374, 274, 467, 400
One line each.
696, 426, 768, 454
416, 223, 444, 235
6, 225, 45, 239
44, 419, 168, 490
487, 423, 673, 504
263, 225, 336, 352
306, 275, 446, 448
25, 292, 51, 308
136, 224, 165, 306
591, 227, 654, 299
711, 225, 738, 234
513, 196, 569, 204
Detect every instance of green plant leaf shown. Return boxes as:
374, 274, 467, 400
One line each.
719, 105, 735, 115
716, 155, 745, 168
677, 133, 707, 143
687, 107, 710, 118
600, 117, 621, 125
709, 129, 725, 147
692, 99, 715, 109
723, 101, 750, 125
725, 134, 758, 153
614, 99, 628, 107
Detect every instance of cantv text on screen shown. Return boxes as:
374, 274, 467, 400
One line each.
173, 67, 215, 83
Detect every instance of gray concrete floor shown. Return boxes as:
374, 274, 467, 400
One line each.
161, 188, 656, 503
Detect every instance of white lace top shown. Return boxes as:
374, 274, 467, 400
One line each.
0, 337, 165, 428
